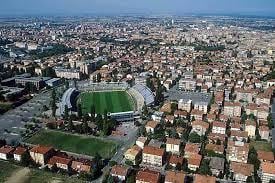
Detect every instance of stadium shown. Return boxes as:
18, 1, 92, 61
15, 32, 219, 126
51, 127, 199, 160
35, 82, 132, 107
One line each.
60, 81, 154, 122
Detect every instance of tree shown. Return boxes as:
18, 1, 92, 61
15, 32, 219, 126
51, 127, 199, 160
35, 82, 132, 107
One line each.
268, 114, 273, 129
97, 73, 102, 82
198, 159, 211, 175
188, 132, 201, 143
90, 105, 96, 121
77, 103, 83, 119
50, 89, 57, 117
20, 152, 32, 166
82, 118, 90, 134
68, 117, 74, 131
155, 79, 164, 105
246, 176, 254, 183
64, 105, 69, 121
65, 80, 69, 90
248, 147, 260, 182
142, 102, 148, 117
0, 139, 6, 147
126, 174, 135, 183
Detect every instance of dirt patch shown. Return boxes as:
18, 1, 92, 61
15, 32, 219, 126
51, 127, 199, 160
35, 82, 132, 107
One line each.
5, 167, 30, 183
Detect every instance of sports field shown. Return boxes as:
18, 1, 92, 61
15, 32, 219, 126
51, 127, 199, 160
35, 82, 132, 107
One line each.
26, 130, 117, 159
78, 90, 134, 114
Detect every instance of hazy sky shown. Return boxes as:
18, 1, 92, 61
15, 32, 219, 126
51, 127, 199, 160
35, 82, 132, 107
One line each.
1, 0, 275, 16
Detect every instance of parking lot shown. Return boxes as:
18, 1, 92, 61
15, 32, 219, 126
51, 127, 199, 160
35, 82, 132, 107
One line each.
0, 92, 51, 144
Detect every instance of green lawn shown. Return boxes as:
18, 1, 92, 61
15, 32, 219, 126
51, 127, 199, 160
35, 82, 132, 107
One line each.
0, 160, 20, 182
78, 90, 134, 114
26, 130, 117, 159
0, 161, 83, 183
250, 140, 272, 151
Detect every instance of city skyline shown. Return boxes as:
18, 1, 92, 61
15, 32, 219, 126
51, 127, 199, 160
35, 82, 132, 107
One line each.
1, 0, 275, 17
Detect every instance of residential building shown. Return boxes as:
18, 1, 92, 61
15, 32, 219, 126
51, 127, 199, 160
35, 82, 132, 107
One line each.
136, 169, 161, 183
191, 120, 209, 136
230, 162, 254, 182
164, 171, 185, 183
260, 162, 275, 183
166, 138, 181, 155
30, 145, 54, 165
226, 141, 249, 163
13, 147, 27, 162
142, 146, 165, 167
110, 165, 130, 182
212, 121, 226, 134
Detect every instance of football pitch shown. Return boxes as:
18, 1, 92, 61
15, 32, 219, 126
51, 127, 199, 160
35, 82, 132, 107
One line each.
78, 90, 134, 114
26, 130, 117, 159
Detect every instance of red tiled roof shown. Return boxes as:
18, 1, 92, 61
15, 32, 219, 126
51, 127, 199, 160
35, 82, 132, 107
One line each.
111, 165, 129, 177
261, 162, 275, 175
30, 145, 53, 155
136, 169, 160, 183
48, 155, 71, 166
166, 138, 181, 145
13, 147, 27, 155
143, 146, 165, 157
0, 146, 14, 154
165, 171, 185, 183
194, 174, 216, 183
257, 150, 274, 162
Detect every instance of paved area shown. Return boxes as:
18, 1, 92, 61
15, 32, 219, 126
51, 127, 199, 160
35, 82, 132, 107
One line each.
166, 84, 211, 103
0, 92, 51, 144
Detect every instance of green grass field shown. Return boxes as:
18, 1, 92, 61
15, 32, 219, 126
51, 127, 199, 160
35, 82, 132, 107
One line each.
0, 160, 20, 182
250, 140, 272, 151
26, 130, 117, 159
78, 90, 134, 114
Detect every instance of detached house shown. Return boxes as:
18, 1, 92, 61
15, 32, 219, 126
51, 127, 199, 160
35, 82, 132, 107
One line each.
191, 120, 209, 136
260, 162, 275, 183
212, 121, 226, 134
30, 145, 54, 165
48, 155, 72, 171
142, 146, 165, 167
230, 162, 254, 182
145, 121, 159, 133
224, 102, 242, 117
110, 165, 130, 182
165, 171, 185, 183
13, 147, 27, 162
136, 169, 161, 183
226, 141, 249, 163
166, 138, 181, 155
0, 146, 14, 160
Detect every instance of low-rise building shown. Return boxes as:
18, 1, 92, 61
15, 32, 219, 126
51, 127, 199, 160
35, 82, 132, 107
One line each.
164, 171, 185, 183
230, 162, 254, 182
226, 140, 249, 163
142, 146, 165, 167
209, 157, 225, 177
30, 145, 54, 165
13, 147, 27, 162
110, 165, 130, 182
136, 169, 161, 183
0, 146, 14, 160
166, 138, 181, 155
260, 162, 275, 183
191, 120, 209, 136
193, 174, 216, 183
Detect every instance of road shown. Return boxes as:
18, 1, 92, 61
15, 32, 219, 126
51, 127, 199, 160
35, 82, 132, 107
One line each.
93, 121, 140, 183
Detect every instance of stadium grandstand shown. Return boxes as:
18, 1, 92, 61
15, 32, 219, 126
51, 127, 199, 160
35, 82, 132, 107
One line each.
78, 81, 129, 91
132, 84, 155, 106
60, 88, 79, 115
